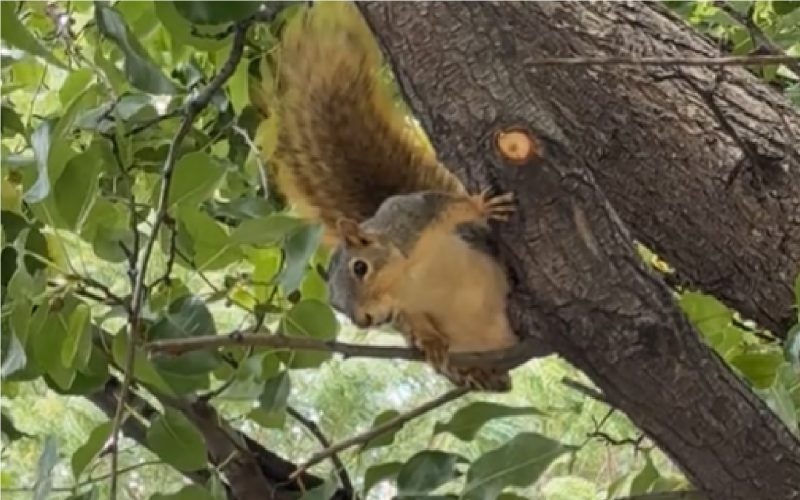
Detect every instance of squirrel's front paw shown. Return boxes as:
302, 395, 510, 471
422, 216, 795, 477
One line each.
475, 188, 516, 222
417, 337, 450, 372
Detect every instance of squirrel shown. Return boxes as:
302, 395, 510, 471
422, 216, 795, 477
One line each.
252, 2, 519, 391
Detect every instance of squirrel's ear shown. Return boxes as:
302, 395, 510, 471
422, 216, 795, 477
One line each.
336, 218, 371, 248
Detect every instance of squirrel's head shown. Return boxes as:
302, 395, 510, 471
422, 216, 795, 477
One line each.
326, 218, 405, 329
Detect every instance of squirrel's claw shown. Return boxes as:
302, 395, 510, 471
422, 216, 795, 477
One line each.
475, 190, 516, 222
446, 365, 512, 392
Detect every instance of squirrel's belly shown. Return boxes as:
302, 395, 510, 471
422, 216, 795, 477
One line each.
403, 238, 518, 353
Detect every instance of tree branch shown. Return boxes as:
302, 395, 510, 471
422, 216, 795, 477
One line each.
146, 331, 545, 370
562, 377, 609, 404
289, 387, 469, 481
87, 382, 212, 487
287, 406, 354, 496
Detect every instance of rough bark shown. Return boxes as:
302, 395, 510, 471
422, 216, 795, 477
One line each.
388, 1, 800, 336
358, 2, 800, 499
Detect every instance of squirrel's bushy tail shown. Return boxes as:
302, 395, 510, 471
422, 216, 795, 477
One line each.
255, 2, 464, 243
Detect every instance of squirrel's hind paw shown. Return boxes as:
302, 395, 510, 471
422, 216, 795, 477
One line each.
444, 366, 513, 392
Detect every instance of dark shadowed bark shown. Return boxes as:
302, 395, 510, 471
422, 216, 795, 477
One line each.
89, 380, 346, 500
358, 2, 800, 499
377, 1, 800, 337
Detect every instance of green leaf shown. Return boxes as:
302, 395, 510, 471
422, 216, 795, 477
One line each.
230, 214, 304, 246
1, 327, 27, 378
540, 476, 598, 500
112, 332, 175, 397
173, 1, 263, 25
461, 433, 571, 500
785, 323, 800, 372
0, 2, 68, 69
153, 351, 219, 394
93, 42, 129, 94
299, 479, 339, 500
218, 351, 277, 400
678, 292, 733, 337
1, 104, 25, 136
730, 350, 784, 389
279, 224, 323, 294
115, 93, 159, 122
774, 1, 800, 15
762, 379, 799, 434
281, 299, 338, 369
147, 408, 208, 471
81, 199, 135, 263
630, 453, 660, 495
149, 295, 217, 340
259, 371, 291, 412
253, 371, 290, 427
214, 197, 273, 221
51, 345, 109, 396
363, 461, 403, 496
1, 411, 30, 442
245, 247, 281, 303
794, 273, 800, 308
95, 3, 177, 95
52, 146, 104, 231
361, 410, 401, 450
30, 301, 77, 390
433, 402, 544, 441
396, 451, 464, 497
153, 1, 228, 51
151, 484, 214, 500
33, 435, 59, 500
283, 300, 337, 339
24, 120, 53, 203
65, 489, 100, 500
206, 473, 227, 500
71, 421, 113, 480
226, 44, 249, 115
176, 209, 241, 271
61, 303, 92, 370
168, 152, 227, 210
60, 69, 95, 106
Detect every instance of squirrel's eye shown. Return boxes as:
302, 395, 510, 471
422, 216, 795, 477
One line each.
352, 259, 369, 279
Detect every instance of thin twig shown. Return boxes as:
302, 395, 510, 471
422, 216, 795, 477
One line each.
108, 19, 253, 500
562, 377, 608, 403
289, 387, 469, 481
66, 275, 127, 308
525, 54, 799, 68
231, 124, 269, 197
146, 331, 539, 370
3, 458, 161, 494
287, 406, 354, 496
125, 109, 181, 136
588, 429, 647, 450
148, 218, 178, 289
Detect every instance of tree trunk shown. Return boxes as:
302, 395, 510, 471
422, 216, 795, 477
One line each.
358, 2, 800, 499
368, 1, 800, 337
